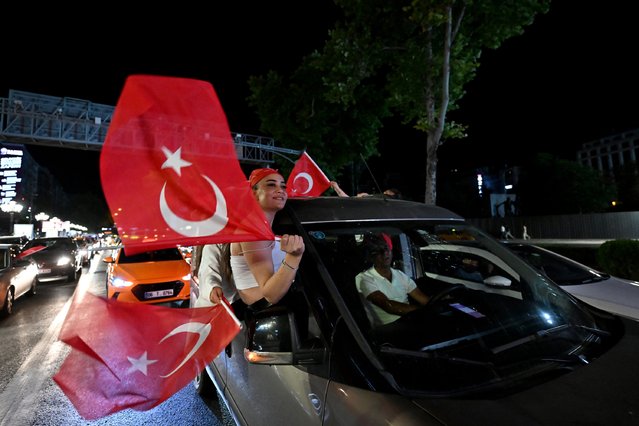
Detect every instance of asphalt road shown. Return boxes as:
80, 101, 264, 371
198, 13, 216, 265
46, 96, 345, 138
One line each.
0, 250, 234, 426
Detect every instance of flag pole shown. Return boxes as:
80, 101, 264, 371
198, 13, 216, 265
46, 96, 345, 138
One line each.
220, 299, 242, 328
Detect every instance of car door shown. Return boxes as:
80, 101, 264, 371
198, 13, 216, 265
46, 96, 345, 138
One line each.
12, 251, 35, 298
222, 270, 330, 425
1, 246, 34, 300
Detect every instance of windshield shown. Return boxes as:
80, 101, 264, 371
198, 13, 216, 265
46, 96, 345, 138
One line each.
505, 243, 610, 286
304, 220, 622, 396
23, 238, 76, 252
116, 248, 184, 264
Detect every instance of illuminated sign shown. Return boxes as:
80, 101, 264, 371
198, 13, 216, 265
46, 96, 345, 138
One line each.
0, 144, 23, 204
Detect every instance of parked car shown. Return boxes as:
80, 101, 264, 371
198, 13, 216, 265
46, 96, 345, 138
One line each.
194, 196, 639, 425
504, 242, 639, 320
0, 243, 38, 316
21, 237, 82, 283
103, 247, 191, 306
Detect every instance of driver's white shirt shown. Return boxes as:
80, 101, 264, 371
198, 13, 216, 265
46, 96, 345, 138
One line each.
356, 267, 417, 326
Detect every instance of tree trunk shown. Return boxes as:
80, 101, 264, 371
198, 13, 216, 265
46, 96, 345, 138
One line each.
424, 132, 439, 205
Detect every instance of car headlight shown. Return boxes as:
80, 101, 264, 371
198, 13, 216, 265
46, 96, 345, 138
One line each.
111, 277, 133, 288
181, 273, 191, 281
57, 256, 72, 266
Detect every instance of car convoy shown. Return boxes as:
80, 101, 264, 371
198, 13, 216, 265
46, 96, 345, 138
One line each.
2, 196, 639, 425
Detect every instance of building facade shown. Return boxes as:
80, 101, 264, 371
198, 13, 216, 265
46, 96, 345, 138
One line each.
577, 129, 639, 175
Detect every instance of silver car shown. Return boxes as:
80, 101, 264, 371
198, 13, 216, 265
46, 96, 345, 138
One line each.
195, 197, 639, 425
505, 242, 639, 320
0, 243, 38, 316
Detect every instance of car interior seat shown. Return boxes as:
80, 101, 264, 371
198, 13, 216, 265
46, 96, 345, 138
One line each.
332, 236, 374, 333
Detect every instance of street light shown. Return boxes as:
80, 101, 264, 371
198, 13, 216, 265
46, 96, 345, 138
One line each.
1, 201, 24, 234
35, 212, 50, 237
35, 212, 50, 221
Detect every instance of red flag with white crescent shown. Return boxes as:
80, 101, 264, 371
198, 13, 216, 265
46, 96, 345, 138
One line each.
53, 291, 241, 420
286, 152, 331, 197
99, 75, 274, 255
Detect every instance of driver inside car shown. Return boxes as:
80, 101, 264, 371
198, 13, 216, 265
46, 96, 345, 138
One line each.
355, 234, 430, 326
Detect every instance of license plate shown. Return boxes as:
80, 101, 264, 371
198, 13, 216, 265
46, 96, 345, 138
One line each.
39, 268, 51, 274
145, 289, 174, 299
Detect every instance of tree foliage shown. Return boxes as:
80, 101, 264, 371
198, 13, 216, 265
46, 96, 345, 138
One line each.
597, 239, 639, 281
248, 0, 550, 202
613, 162, 639, 210
517, 153, 616, 215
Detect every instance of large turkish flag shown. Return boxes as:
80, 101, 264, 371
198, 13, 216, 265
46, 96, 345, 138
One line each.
53, 291, 241, 420
100, 75, 274, 255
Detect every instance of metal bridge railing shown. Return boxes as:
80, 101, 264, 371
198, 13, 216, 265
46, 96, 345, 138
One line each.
0, 90, 300, 165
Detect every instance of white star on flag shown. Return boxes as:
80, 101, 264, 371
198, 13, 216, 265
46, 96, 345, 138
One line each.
161, 146, 192, 176
127, 351, 158, 376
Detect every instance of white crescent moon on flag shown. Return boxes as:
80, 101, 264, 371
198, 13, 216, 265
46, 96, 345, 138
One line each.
293, 172, 314, 195
159, 321, 211, 378
159, 174, 228, 237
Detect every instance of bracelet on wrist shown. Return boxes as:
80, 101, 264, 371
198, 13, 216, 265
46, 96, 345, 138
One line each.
281, 259, 298, 271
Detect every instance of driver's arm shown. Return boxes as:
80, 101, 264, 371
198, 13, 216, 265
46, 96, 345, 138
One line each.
408, 287, 430, 306
367, 291, 420, 316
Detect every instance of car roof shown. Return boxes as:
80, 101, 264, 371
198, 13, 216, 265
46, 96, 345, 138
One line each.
33, 236, 71, 240
0, 235, 27, 241
30, 237, 74, 243
282, 196, 464, 225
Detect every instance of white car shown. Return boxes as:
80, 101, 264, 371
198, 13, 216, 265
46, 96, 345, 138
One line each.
505, 242, 639, 320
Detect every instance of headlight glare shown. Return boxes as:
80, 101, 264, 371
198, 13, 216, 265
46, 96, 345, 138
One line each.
57, 256, 71, 266
112, 277, 133, 288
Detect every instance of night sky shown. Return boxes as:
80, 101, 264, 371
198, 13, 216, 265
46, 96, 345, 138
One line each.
3, 1, 638, 199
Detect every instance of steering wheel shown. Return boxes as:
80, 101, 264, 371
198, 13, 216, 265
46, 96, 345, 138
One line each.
394, 283, 467, 325
426, 284, 466, 306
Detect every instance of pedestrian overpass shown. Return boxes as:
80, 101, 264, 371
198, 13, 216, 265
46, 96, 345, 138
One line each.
0, 89, 300, 164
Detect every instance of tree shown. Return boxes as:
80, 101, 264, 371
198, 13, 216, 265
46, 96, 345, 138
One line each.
517, 153, 616, 215
249, 0, 550, 203
247, 57, 389, 180
613, 162, 639, 211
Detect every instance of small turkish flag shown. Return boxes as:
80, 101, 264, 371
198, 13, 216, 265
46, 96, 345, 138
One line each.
99, 75, 274, 255
286, 152, 331, 197
53, 291, 241, 420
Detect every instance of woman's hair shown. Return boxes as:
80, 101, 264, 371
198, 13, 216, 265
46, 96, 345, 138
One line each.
218, 243, 233, 284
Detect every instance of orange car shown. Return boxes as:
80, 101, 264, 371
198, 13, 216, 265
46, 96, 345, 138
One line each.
103, 247, 191, 307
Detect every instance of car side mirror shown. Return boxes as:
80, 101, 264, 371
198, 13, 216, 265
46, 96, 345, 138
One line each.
244, 305, 325, 366
483, 275, 512, 287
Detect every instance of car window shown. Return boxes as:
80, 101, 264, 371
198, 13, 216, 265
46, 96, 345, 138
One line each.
117, 248, 184, 264
57, 241, 75, 250
0, 248, 9, 269
24, 239, 57, 250
507, 244, 605, 286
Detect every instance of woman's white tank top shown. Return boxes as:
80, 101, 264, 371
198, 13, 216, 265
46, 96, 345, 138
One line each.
231, 240, 285, 290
